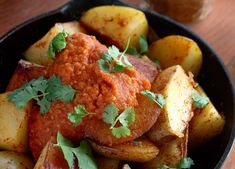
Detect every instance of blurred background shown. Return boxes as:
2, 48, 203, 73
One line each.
0, 0, 234, 168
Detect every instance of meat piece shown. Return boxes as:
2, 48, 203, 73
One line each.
6, 60, 46, 91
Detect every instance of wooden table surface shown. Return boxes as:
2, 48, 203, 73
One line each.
0, 0, 234, 168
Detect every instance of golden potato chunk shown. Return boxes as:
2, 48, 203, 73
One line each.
0, 151, 34, 169
24, 21, 86, 66
189, 85, 225, 150
0, 93, 32, 152
148, 35, 202, 76
147, 65, 193, 143
90, 138, 159, 162
80, 5, 148, 50
142, 128, 188, 169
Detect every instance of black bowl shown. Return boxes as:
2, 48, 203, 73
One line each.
0, 0, 234, 168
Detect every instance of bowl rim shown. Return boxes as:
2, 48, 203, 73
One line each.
0, 0, 234, 168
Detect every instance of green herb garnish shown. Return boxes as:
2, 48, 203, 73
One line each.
158, 157, 194, 169
98, 38, 133, 73
141, 90, 166, 108
68, 105, 94, 126
126, 35, 148, 57
102, 103, 135, 138
48, 32, 68, 58
192, 90, 209, 108
55, 132, 97, 169
8, 75, 76, 114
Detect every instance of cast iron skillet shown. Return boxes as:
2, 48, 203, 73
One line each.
0, 0, 234, 168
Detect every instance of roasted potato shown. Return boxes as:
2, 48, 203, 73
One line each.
96, 155, 120, 169
148, 35, 202, 76
147, 65, 193, 143
0, 151, 34, 169
90, 138, 159, 162
6, 60, 46, 91
189, 85, 225, 150
80, 5, 148, 50
34, 139, 69, 169
24, 21, 86, 66
0, 92, 32, 152
142, 128, 188, 169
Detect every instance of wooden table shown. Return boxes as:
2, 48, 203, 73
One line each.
0, 0, 234, 168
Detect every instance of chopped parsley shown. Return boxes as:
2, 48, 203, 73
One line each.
192, 90, 209, 108
98, 38, 133, 73
141, 90, 166, 108
8, 75, 76, 114
102, 103, 135, 138
158, 157, 194, 169
68, 105, 94, 126
126, 35, 148, 57
55, 132, 97, 169
48, 32, 68, 58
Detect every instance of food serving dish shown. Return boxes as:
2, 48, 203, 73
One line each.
0, 0, 234, 169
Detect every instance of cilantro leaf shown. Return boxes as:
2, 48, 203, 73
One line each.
8, 75, 76, 114
141, 90, 166, 108
102, 103, 118, 125
117, 107, 135, 127
112, 126, 131, 138
56, 132, 97, 169
102, 103, 136, 138
176, 157, 194, 169
98, 38, 133, 73
126, 47, 139, 57
48, 32, 67, 58
192, 90, 209, 108
139, 35, 148, 54
67, 105, 88, 126
72, 140, 97, 169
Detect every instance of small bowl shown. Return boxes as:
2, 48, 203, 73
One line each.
0, 0, 234, 168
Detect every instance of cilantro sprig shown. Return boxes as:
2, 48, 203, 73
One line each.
55, 132, 97, 169
98, 38, 133, 73
192, 90, 209, 108
158, 157, 194, 169
141, 90, 166, 108
8, 75, 76, 114
48, 31, 68, 58
102, 103, 135, 138
126, 35, 148, 57
68, 105, 95, 126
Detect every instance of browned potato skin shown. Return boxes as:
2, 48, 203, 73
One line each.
90, 138, 159, 162
85, 94, 161, 145
148, 35, 202, 77
189, 85, 225, 150
141, 128, 188, 169
80, 5, 148, 50
0, 151, 34, 169
34, 139, 71, 169
147, 65, 193, 143
0, 93, 32, 152
24, 21, 86, 66
6, 60, 46, 92
96, 155, 120, 169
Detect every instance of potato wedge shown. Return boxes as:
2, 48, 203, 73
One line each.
147, 65, 193, 143
0, 151, 34, 169
6, 60, 46, 91
34, 139, 69, 169
189, 85, 225, 150
80, 5, 148, 50
96, 155, 120, 169
90, 138, 159, 162
142, 128, 188, 169
24, 21, 86, 66
148, 35, 202, 76
0, 92, 32, 152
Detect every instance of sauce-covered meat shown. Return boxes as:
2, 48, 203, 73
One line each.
29, 33, 160, 159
